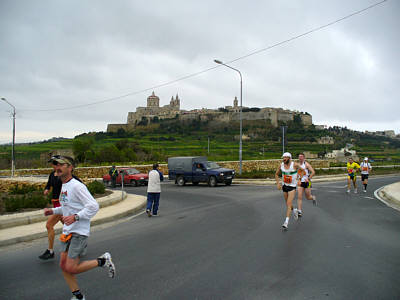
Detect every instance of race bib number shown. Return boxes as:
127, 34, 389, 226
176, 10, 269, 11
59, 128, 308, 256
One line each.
348, 169, 354, 174
283, 175, 292, 184
362, 167, 368, 172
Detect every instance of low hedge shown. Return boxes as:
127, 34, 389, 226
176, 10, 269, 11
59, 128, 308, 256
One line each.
87, 180, 105, 195
0, 180, 106, 214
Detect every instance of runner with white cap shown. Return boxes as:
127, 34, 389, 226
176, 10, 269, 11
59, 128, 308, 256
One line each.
275, 152, 300, 230
360, 157, 372, 192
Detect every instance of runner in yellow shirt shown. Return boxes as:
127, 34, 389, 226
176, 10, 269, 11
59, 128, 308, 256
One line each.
346, 157, 360, 193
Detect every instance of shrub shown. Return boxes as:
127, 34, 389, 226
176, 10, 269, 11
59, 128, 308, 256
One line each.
9, 184, 41, 195
4, 191, 51, 212
87, 180, 105, 195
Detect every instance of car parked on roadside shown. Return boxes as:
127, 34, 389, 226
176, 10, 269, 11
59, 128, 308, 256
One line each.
102, 167, 148, 187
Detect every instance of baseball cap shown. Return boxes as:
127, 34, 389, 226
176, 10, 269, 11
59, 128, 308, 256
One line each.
282, 152, 292, 159
50, 156, 75, 167
364, 157, 368, 161
48, 155, 60, 162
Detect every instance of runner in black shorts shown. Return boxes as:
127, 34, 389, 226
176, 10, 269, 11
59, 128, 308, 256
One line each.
275, 152, 300, 230
296, 153, 317, 217
360, 157, 372, 192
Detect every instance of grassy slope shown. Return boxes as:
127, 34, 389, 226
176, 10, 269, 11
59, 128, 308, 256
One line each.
1, 119, 399, 167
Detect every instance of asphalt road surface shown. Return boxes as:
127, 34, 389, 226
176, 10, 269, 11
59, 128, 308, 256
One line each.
1, 175, 399, 300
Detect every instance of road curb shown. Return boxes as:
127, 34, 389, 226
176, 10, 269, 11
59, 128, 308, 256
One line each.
375, 183, 400, 212
0, 189, 127, 230
0, 193, 146, 247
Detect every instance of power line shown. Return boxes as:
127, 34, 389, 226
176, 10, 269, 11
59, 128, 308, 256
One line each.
19, 0, 388, 113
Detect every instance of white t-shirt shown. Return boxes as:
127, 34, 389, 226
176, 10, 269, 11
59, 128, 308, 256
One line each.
360, 162, 372, 175
53, 178, 99, 236
147, 169, 162, 193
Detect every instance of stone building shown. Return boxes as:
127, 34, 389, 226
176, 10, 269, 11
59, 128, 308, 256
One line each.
317, 136, 335, 144
107, 92, 313, 132
126, 92, 181, 125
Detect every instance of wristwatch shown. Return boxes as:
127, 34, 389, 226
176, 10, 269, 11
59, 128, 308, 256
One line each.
74, 214, 80, 221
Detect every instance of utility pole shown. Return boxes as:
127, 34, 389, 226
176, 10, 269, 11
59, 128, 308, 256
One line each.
281, 125, 287, 154
1, 97, 16, 177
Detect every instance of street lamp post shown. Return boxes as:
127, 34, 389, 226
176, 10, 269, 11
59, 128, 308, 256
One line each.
214, 59, 243, 175
281, 125, 287, 154
1, 97, 16, 177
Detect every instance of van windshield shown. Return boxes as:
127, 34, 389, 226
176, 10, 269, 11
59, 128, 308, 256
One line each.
206, 162, 220, 169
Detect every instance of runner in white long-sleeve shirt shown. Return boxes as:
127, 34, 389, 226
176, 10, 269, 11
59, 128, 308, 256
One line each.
44, 156, 116, 300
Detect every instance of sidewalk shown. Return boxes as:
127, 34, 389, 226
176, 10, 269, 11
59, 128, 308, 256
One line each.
0, 191, 146, 247
376, 181, 400, 212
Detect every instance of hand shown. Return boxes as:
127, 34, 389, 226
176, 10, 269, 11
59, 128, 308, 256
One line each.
43, 189, 49, 196
276, 182, 282, 190
62, 215, 76, 226
44, 208, 53, 216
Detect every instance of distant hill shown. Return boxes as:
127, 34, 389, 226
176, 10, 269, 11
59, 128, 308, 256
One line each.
0, 119, 399, 169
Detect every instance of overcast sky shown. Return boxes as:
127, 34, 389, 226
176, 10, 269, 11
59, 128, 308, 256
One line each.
0, 0, 399, 144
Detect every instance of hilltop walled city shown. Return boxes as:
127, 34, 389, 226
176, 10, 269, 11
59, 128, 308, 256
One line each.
107, 92, 313, 132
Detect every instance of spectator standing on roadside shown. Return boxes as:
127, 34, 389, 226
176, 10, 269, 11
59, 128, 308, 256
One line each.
109, 165, 118, 188
146, 163, 164, 217
44, 156, 115, 300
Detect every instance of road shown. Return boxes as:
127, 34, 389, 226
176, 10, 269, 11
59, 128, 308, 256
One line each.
1, 176, 400, 299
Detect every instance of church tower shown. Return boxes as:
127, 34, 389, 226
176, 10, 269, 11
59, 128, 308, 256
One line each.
170, 94, 180, 110
147, 91, 160, 108
233, 96, 238, 108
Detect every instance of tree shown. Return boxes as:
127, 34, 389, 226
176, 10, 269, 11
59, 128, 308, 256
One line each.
72, 138, 94, 163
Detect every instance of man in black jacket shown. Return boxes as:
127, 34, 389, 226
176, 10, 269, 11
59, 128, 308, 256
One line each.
39, 156, 64, 259
109, 166, 118, 188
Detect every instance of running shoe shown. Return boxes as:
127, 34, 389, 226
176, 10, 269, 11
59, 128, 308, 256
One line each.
293, 208, 298, 220
354, 189, 358, 194
363, 189, 367, 193
99, 252, 116, 278
71, 295, 86, 300
312, 195, 317, 206
39, 249, 54, 260
282, 221, 288, 229
146, 209, 152, 217
297, 210, 302, 217
347, 189, 350, 193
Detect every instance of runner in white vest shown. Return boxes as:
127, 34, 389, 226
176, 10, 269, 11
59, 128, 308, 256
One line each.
275, 152, 301, 230
295, 153, 317, 218
360, 157, 372, 192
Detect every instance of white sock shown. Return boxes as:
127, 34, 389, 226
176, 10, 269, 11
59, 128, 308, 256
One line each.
298, 210, 302, 213
48, 249, 54, 254
285, 217, 289, 223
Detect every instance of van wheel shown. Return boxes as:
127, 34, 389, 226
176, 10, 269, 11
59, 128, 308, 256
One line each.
130, 180, 138, 187
208, 176, 217, 187
177, 176, 185, 186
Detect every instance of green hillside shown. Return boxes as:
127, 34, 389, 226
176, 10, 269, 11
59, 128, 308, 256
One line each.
1, 118, 399, 169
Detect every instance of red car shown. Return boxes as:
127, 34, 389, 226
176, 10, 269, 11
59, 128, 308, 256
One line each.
103, 167, 148, 187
